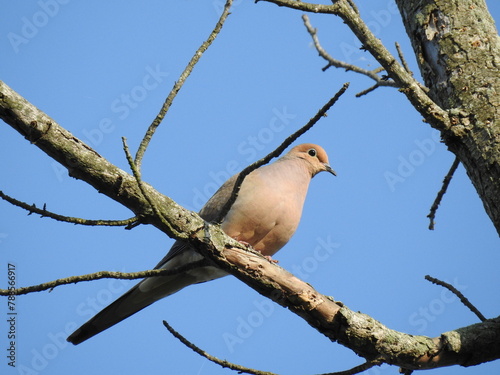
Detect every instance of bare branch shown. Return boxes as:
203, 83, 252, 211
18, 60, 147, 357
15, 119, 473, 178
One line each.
302, 15, 398, 91
163, 320, 277, 375
320, 361, 381, 375
258, 0, 451, 132
164, 318, 380, 375
0, 190, 138, 227
425, 275, 487, 322
395, 42, 412, 75
345, 0, 359, 15
215, 83, 349, 223
256, 0, 337, 14
134, 0, 234, 169
123, 137, 185, 238
355, 83, 380, 98
0, 260, 209, 296
0, 80, 200, 243
427, 157, 460, 230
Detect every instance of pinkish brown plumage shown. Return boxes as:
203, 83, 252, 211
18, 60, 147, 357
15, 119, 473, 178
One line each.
67, 143, 335, 345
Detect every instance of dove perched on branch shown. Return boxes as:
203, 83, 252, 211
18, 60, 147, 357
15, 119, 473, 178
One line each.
67, 143, 336, 345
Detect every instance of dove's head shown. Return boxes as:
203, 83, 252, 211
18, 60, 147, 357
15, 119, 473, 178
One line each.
289, 143, 337, 177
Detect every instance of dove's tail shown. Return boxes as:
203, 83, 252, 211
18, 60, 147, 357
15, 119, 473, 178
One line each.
67, 243, 227, 345
67, 281, 156, 345
67, 270, 211, 345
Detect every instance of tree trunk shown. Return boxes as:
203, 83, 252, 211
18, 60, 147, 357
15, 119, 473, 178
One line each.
396, 0, 500, 235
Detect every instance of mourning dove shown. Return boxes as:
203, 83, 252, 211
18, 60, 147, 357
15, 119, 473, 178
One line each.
67, 143, 335, 345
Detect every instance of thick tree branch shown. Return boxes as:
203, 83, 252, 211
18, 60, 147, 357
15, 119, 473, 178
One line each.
395, 0, 500, 234
0, 80, 201, 240
259, 0, 451, 132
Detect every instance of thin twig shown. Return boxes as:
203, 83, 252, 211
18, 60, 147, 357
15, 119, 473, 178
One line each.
302, 14, 398, 91
123, 137, 186, 238
163, 320, 277, 375
256, 0, 337, 14
395, 42, 412, 75
0, 190, 138, 227
345, 0, 359, 15
215, 83, 349, 223
425, 275, 487, 322
134, 0, 234, 169
355, 83, 380, 98
164, 317, 381, 375
319, 360, 381, 375
0, 260, 209, 296
427, 157, 460, 230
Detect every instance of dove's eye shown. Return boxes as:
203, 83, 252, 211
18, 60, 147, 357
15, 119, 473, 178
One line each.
308, 148, 317, 157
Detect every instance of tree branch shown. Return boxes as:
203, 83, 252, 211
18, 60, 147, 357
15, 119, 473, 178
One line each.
256, 0, 337, 14
302, 14, 398, 94
134, 0, 234, 169
427, 157, 460, 230
425, 275, 486, 322
0, 260, 209, 296
324, 361, 380, 375
0, 80, 201, 240
259, 0, 451, 132
0, 190, 138, 227
164, 319, 380, 375
395, 42, 413, 75
163, 320, 276, 375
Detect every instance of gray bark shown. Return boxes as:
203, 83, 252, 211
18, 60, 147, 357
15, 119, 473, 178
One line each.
396, 0, 500, 234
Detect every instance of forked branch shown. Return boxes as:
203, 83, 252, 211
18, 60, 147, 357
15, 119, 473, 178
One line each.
302, 14, 398, 96
259, 0, 451, 131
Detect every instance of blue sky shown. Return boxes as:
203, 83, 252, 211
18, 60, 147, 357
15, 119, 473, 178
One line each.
1, 1, 500, 374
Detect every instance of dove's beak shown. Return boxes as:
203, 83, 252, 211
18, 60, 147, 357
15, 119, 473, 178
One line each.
324, 163, 337, 176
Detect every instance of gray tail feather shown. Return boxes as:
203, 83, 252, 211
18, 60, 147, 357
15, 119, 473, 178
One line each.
66, 283, 155, 345
66, 270, 204, 345
67, 260, 224, 345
